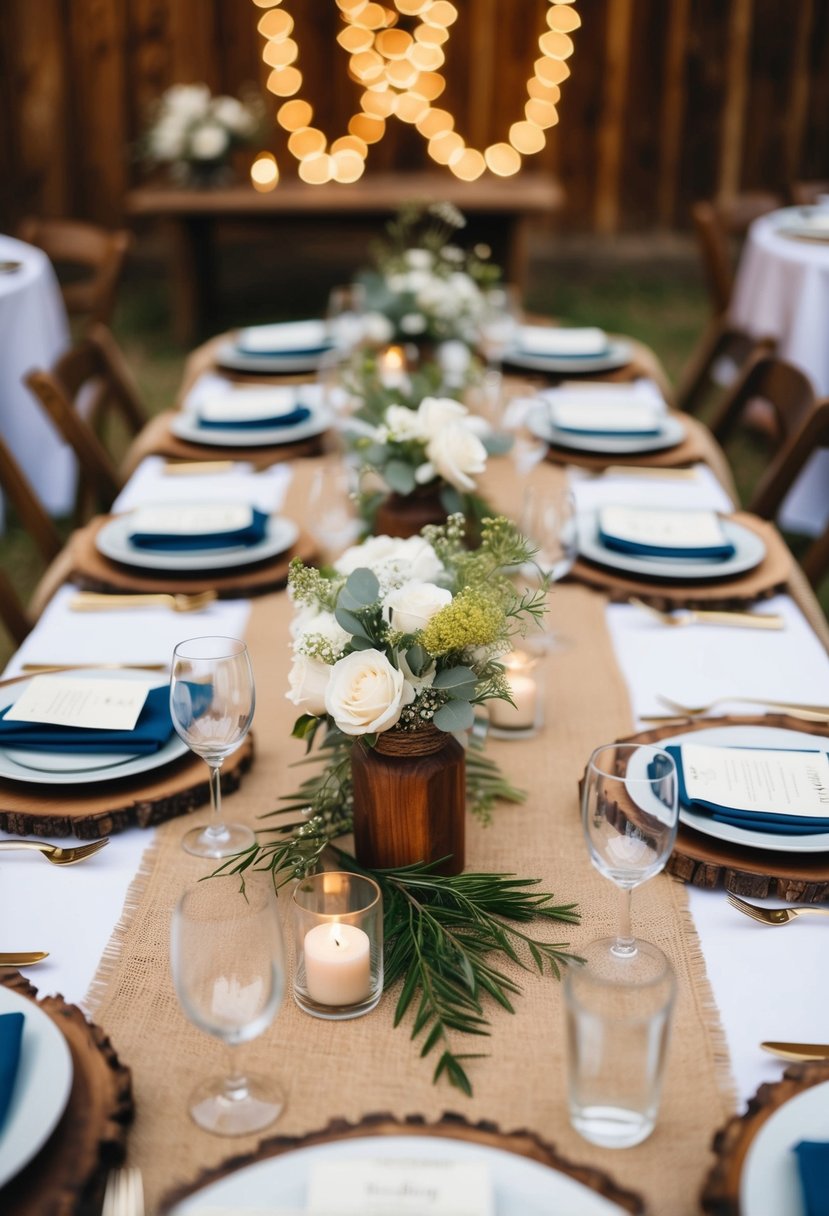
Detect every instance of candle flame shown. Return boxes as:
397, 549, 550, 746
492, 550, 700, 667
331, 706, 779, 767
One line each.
504, 648, 538, 673
381, 344, 405, 371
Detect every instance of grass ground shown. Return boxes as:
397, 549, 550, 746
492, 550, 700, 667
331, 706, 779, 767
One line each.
0, 230, 823, 668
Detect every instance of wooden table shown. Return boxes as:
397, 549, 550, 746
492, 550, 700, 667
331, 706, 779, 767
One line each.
124, 173, 564, 343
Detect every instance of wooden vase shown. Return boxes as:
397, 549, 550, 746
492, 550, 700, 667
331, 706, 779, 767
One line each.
351, 726, 465, 876
373, 486, 448, 539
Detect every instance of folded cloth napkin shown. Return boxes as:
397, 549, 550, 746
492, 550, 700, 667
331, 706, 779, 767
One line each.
794, 1141, 829, 1216
0, 1012, 24, 1130
0, 685, 174, 753
235, 319, 332, 356
597, 506, 736, 559
549, 399, 664, 437
517, 325, 609, 358
197, 405, 311, 430
666, 744, 829, 834
128, 507, 268, 551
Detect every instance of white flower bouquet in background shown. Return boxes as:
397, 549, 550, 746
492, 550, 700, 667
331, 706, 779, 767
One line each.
141, 83, 264, 184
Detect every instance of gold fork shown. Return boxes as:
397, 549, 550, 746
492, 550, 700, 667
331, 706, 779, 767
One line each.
102, 1165, 145, 1216
0, 838, 109, 866
727, 892, 829, 925
629, 597, 784, 630
69, 590, 217, 613
656, 693, 829, 723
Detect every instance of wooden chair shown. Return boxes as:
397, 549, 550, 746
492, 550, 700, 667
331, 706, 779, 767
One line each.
709, 351, 816, 451
748, 398, 829, 591
16, 216, 133, 329
0, 435, 65, 644
675, 318, 775, 417
24, 324, 147, 518
691, 192, 783, 318
789, 180, 829, 206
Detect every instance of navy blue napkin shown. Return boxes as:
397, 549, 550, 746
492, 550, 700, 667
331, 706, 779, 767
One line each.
597, 527, 736, 560
129, 508, 268, 551
794, 1141, 829, 1216
0, 1012, 24, 1130
0, 684, 173, 754
197, 404, 312, 430
666, 744, 829, 834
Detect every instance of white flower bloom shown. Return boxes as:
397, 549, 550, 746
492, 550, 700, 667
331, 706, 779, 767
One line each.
441, 244, 465, 264
334, 535, 445, 590
417, 396, 468, 438
286, 653, 331, 717
383, 581, 452, 634
384, 404, 426, 442
361, 312, 394, 345
149, 116, 187, 161
426, 421, 487, 492
189, 121, 229, 161
325, 649, 414, 735
163, 84, 211, 122
211, 95, 255, 136
405, 248, 434, 270
414, 461, 436, 485
399, 312, 428, 335
292, 610, 349, 657
437, 340, 472, 379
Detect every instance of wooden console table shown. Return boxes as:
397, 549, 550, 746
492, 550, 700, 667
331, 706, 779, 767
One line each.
124, 172, 564, 343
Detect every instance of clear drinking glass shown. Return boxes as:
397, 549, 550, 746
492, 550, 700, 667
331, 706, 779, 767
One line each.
170, 872, 286, 1136
520, 480, 577, 583
478, 284, 521, 366
170, 636, 255, 858
581, 743, 678, 978
565, 937, 675, 1148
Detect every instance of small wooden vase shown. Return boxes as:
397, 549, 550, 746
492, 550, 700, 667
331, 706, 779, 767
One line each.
351, 726, 465, 876
373, 486, 448, 539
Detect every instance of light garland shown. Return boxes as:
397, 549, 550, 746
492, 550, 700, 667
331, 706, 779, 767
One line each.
250, 0, 578, 186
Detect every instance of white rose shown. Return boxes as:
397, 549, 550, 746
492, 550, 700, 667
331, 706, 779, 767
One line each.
399, 312, 428, 334
150, 116, 186, 161
383, 581, 452, 634
211, 95, 254, 136
163, 84, 211, 121
189, 121, 229, 161
384, 404, 425, 442
426, 421, 487, 492
361, 312, 394, 345
286, 654, 331, 717
417, 396, 468, 438
405, 248, 434, 270
325, 649, 414, 735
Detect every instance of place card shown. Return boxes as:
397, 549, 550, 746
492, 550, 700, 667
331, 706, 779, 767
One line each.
128, 503, 254, 537
197, 386, 303, 425
517, 325, 608, 357
306, 1158, 494, 1216
4, 676, 151, 732
675, 743, 829, 824
549, 399, 662, 435
598, 505, 735, 557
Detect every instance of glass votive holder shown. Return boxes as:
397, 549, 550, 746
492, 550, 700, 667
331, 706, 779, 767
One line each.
488, 649, 545, 739
291, 871, 383, 1021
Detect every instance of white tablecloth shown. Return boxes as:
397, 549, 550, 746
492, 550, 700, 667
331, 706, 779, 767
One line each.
730, 210, 829, 535
0, 234, 76, 517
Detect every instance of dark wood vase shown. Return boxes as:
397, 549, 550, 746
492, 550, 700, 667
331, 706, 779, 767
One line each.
373, 486, 448, 538
351, 726, 465, 876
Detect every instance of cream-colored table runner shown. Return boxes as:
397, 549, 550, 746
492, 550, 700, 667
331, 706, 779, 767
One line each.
89, 454, 736, 1214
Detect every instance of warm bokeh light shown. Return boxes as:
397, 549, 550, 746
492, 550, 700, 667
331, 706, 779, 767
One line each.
266, 66, 302, 95
349, 113, 386, 142
375, 28, 413, 57
331, 134, 369, 156
250, 152, 279, 190
298, 152, 334, 183
414, 23, 449, 46
547, 4, 580, 32
509, 120, 546, 155
395, 0, 431, 13
449, 147, 486, 180
332, 148, 366, 182
385, 58, 420, 88
539, 30, 574, 60
525, 97, 559, 128
252, 0, 283, 7
287, 126, 327, 158
395, 92, 430, 123
337, 25, 374, 52
424, 1, 458, 26
484, 142, 521, 176
408, 42, 445, 71
356, 2, 391, 29
527, 76, 561, 102
427, 129, 464, 164
411, 70, 445, 100
534, 56, 570, 84
361, 88, 397, 117
416, 106, 454, 137
257, 8, 293, 38
277, 98, 313, 130
263, 38, 298, 68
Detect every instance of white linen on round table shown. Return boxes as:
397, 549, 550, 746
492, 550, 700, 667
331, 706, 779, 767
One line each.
729, 211, 829, 535
0, 234, 76, 516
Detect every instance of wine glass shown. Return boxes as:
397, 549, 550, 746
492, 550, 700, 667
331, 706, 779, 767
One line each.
581, 743, 678, 978
170, 872, 286, 1136
478, 283, 521, 367
306, 462, 361, 562
170, 636, 255, 858
520, 478, 577, 583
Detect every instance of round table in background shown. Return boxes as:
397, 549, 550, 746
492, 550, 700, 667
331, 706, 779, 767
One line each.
0, 234, 76, 518
729, 209, 829, 536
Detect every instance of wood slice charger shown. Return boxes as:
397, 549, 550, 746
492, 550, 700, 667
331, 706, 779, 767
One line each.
618, 715, 829, 903
161, 1111, 646, 1214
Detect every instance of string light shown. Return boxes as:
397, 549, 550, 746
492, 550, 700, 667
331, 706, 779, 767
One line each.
251, 0, 579, 185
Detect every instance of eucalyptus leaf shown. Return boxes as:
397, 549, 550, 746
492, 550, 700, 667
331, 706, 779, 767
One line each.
335, 605, 372, 639
439, 484, 463, 514
482, 431, 514, 456
405, 643, 430, 677
343, 567, 380, 607
433, 699, 476, 732
384, 458, 417, 495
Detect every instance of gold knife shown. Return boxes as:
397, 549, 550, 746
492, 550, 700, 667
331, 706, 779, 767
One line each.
761, 1041, 829, 1061
163, 460, 236, 475
0, 952, 49, 966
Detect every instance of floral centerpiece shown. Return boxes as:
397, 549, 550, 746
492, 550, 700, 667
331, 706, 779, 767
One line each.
357, 202, 501, 347
141, 83, 264, 185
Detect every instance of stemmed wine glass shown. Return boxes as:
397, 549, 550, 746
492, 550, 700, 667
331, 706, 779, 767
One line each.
521, 479, 577, 584
170, 872, 286, 1136
478, 283, 521, 367
170, 636, 255, 858
581, 743, 678, 979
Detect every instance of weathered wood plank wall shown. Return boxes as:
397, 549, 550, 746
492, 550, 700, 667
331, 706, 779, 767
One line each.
1, 0, 827, 232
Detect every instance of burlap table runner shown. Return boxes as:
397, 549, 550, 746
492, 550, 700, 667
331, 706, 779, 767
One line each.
86, 550, 736, 1215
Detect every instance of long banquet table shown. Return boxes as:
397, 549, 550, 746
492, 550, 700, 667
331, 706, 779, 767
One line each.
3, 349, 829, 1214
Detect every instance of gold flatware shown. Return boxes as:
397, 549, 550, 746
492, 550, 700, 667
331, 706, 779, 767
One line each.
630, 597, 784, 630
0, 952, 49, 966
0, 260, 23, 274
102, 1165, 145, 1216
162, 460, 236, 475
761, 1041, 829, 1062
656, 693, 829, 722
13, 662, 167, 679
0, 838, 109, 866
69, 590, 217, 613
727, 893, 829, 926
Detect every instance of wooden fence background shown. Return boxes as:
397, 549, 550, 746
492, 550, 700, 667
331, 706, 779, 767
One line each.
1, 0, 827, 234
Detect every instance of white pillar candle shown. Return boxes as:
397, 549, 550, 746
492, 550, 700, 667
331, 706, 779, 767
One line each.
379, 345, 407, 388
304, 922, 371, 1006
489, 674, 539, 730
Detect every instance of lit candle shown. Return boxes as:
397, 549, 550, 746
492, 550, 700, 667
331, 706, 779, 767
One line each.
379, 344, 406, 388
489, 651, 540, 731
303, 921, 371, 1006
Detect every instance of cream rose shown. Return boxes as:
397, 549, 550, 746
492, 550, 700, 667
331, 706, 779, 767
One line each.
334, 535, 444, 590
425, 421, 487, 492
384, 581, 452, 634
417, 395, 468, 438
324, 649, 414, 736
286, 654, 331, 717
384, 404, 426, 442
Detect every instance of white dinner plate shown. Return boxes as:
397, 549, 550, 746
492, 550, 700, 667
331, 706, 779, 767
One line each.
740, 1079, 829, 1216
526, 402, 685, 455
0, 669, 188, 785
168, 1134, 631, 1215
170, 402, 331, 448
215, 341, 332, 375
658, 724, 829, 853
576, 511, 765, 581
504, 338, 633, 374
0, 986, 74, 1188
95, 514, 298, 573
